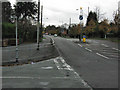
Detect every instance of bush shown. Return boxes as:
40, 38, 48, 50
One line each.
2, 22, 15, 39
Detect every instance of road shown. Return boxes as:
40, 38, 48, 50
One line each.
2, 35, 118, 89
52, 36, 118, 88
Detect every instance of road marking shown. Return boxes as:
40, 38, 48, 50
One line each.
101, 44, 109, 47
86, 44, 90, 46
41, 67, 53, 70
78, 44, 82, 47
85, 48, 92, 52
102, 51, 118, 54
94, 41, 99, 43
54, 57, 93, 89
112, 48, 120, 51
0, 76, 81, 79
96, 53, 109, 59
54, 59, 61, 70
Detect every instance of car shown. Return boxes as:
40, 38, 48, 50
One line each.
54, 34, 57, 37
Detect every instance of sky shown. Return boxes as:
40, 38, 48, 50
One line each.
8, 0, 119, 26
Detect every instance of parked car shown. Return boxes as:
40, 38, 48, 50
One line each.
54, 34, 57, 37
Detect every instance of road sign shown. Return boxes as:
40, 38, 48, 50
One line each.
79, 15, 83, 20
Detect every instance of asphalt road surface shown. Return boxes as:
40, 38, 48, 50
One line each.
51, 36, 118, 88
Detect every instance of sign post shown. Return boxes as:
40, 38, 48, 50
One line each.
79, 7, 83, 42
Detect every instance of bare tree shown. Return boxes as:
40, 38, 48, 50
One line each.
113, 10, 118, 25
94, 6, 106, 22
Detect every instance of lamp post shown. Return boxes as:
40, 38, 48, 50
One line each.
15, 16, 18, 62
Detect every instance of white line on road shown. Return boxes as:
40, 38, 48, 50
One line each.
101, 44, 109, 47
78, 44, 82, 47
54, 59, 61, 70
54, 57, 93, 89
112, 48, 120, 51
86, 44, 90, 46
96, 53, 109, 59
85, 48, 92, 52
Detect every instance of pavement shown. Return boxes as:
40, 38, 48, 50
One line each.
2, 35, 59, 66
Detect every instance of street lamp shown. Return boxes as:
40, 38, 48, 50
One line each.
15, 16, 18, 62
11, 16, 18, 62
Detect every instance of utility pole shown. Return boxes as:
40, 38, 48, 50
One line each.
68, 18, 71, 35
88, 7, 89, 16
37, 0, 40, 50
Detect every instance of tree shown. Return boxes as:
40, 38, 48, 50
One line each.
99, 19, 110, 38
13, 1, 38, 42
113, 11, 118, 25
2, 1, 12, 23
69, 24, 81, 38
84, 19, 96, 37
14, 1, 37, 20
86, 11, 98, 26
94, 6, 105, 22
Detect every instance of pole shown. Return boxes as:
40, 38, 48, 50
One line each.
68, 18, 71, 35
15, 16, 18, 62
37, 0, 40, 50
80, 7, 83, 42
40, 5, 43, 39
88, 7, 89, 16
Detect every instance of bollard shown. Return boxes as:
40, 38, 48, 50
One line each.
83, 35, 86, 43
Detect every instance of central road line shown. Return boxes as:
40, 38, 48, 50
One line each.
96, 53, 109, 59
78, 44, 82, 47
85, 48, 92, 52
101, 44, 109, 47
112, 48, 120, 51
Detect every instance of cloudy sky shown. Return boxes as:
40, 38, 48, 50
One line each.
9, 0, 119, 26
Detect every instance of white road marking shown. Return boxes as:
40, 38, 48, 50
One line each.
54, 59, 61, 69
112, 48, 120, 51
96, 53, 109, 59
86, 44, 90, 46
54, 57, 93, 89
41, 67, 53, 70
0, 76, 77, 79
85, 48, 92, 52
78, 44, 82, 47
101, 44, 109, 47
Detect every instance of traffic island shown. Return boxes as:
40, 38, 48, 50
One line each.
2, 36, 59, 66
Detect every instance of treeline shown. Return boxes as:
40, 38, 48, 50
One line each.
45, 11, 119, 39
